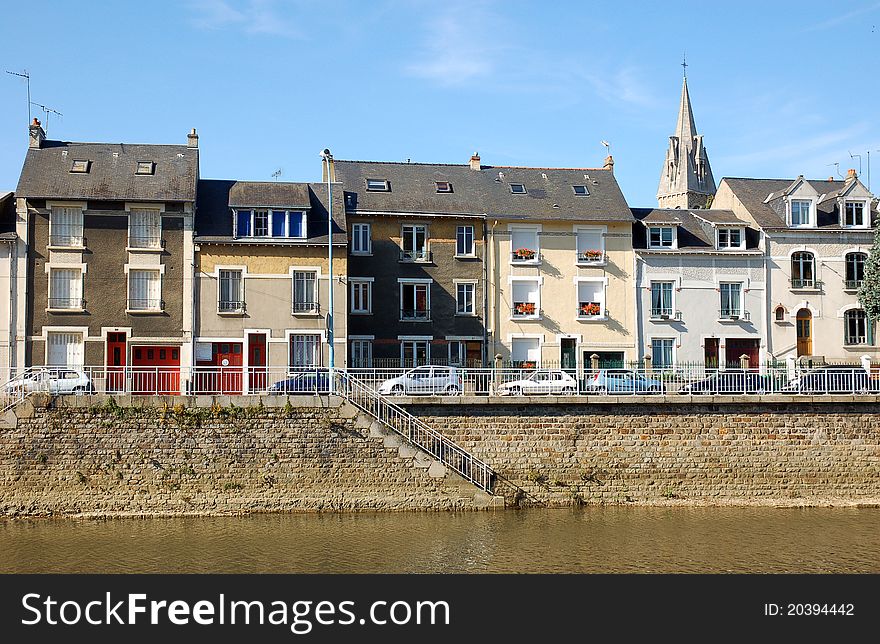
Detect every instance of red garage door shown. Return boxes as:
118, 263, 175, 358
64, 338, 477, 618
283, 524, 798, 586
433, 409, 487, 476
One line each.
131, 345, 180, 395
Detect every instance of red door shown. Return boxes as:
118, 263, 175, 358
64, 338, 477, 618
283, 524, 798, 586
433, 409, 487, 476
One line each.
131, 345, 181, 395
248, 334, 267, 393
724, 339, 759, 369
106, 332, 126, 393
214, 343, 243, 394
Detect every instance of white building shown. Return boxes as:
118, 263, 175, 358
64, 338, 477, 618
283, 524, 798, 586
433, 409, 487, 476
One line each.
0, 192, 19, 382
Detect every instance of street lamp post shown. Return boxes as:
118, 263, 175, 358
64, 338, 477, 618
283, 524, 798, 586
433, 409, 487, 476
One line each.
321, 149, 335, 394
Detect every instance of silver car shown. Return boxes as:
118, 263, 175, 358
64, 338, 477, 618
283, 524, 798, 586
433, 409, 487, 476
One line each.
497, 369, 578, 395
5, 368, 95, 394
377, 366, 462, 396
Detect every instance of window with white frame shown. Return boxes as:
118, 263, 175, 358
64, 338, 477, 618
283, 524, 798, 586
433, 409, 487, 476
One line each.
846, 252, 867, 288
719, 282, 743, 318
290, 334, 321, 366
400, 282, 430, 320
401, 224, 428, 261
845, 201, 867, 227
511, 280, 540, 318
456, 225, 475, 256
651, 338, 674, 369
366, 178, 390, 191
128, 269, 162, 311
650, 281, 674, 318
791, 252, 816, 288
717, 227, 743, 249
235, 209, 306, 238
510, 226, 539, 262
351, 223, 371, 254
576, 228, 604, 263
790, 199, 812, 226
128, 209, 162, 248
218, 269, 244, 312
577, 281, 605, 318
292, 271, 318, 313
844, 309, 868, 345
350, 280, 372, 314
46, 331, 84, 366
48, 268, 83, 310
400, 340, 429, 366
49, 206, 84, 247
648, 226, 675, 249
456, 283, 475, 315
350, 339, 372, 367
510, 337, 540, 367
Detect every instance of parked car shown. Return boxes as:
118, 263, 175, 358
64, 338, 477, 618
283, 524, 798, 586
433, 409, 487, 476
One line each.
497, 369, 579, 396
584, 369, 664, 394
377, 366, 462, 396
678, 370, 768, 395
783, 366, 876, 394
268, 371, 331, 395
4, 368, 95, 394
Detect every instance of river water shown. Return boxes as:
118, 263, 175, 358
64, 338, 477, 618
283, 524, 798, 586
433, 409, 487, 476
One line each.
2, 507, 879, 573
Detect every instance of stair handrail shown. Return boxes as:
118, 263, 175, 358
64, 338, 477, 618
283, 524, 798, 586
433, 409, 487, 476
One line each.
339, 371, 494, 493
0, 367, 48, 414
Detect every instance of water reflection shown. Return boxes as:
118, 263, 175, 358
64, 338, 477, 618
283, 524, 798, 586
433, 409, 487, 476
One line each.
2, 507, 878, 573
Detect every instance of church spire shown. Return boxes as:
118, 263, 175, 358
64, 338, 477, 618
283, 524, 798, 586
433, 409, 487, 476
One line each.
657, 71, 716, 209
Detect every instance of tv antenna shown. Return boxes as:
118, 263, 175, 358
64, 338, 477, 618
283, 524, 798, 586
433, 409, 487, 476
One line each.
271, 168, 283, 181
30, 101, 62, 135
601, 140, 611, 156
827, 162, 842, 179
5, 69, 31, 123
848, 150, 862, 176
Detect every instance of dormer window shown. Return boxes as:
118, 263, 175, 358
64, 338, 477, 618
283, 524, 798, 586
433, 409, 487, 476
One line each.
366, 179, 390, 191
844, 201, 867, 227
234, 209, 307, 239
648, 226, 675, 249
572, 185, 590, 196
135, 161, 155, 175
70, 160, 90, 173
790, 199, 813, 227
435, 181, 453, 193
717, 227, 744, 250
509, 183, 527, 194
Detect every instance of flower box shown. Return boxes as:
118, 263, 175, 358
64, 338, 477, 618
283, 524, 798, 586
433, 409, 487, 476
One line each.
513, 248, 537, 261
579, 301, 601, 317
578, 249, 604, 262
514, 302, 537, 316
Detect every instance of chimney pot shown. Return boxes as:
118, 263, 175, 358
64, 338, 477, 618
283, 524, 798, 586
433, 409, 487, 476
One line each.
469, 151, 481, 171
28, 118, 46, 149
603, 154, 614, 174
187, 128, 199, 148
847, 168, 858, 180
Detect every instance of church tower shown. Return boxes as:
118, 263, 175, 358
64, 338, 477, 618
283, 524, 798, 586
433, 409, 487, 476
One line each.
657, 73, 716, 209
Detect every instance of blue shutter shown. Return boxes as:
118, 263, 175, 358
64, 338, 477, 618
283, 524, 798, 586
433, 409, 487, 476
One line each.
288, 212, 303, 238
271, 211, 286, 237
236, 210, 251, 237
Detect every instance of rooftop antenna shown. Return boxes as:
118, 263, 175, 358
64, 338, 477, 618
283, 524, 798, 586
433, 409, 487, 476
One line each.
271, 168, 282, 181
601, 140, 611, 156
848, 150, 862, 176
5, 69, 31, 123
30, 101, 62, 135
827, 162, 842, 179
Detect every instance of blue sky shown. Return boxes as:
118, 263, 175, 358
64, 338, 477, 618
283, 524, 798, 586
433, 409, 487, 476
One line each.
2, 0, 880, 205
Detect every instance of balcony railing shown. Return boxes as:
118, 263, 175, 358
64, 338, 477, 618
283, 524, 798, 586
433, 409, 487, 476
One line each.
719, 309, 750, 321
292, 301, 320, 314
577, 250, 605, 264
791, 278, 818, 289
511, 249, 540, 263
48, 235, 86, 248
650, 309, 681, 321
218, 300, 246, 313
512, 302, 539, 317
400, 308, 431, 321
127, 298, 164, 312
845, 279, 864, 290
48, 297, 86, 310
399, 250, 432, 262
845, 333, 867, 345
128, 236, 165, 250
577, 301, 603, 318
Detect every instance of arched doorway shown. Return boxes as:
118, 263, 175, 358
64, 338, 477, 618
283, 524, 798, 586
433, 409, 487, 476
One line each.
796, 309, 812, 356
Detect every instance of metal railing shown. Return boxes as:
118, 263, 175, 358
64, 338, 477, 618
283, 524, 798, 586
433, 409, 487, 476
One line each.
128, 236, 165, 249
399, 250, 432, 262
127, 298, 164, 311
47, 297, 86, 310
48, 235, 86, 248
577, 251, 604, 263
845, 279, 864, 290
791, 278, 818, 289
218, 300, 246, 313
292, 301, 320, 314
650, 309, 681, 321
719, 309, 751, 321
340, 372, 494, 492
400, 308, 430, 321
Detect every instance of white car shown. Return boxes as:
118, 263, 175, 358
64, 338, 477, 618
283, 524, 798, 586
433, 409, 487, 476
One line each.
5, 368, 95, 394
377, 366, 462, 396
498, 369, 578, 396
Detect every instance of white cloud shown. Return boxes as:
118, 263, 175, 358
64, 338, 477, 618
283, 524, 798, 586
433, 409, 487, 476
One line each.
579, 66, 658, 108
187, 0, 300, 38
802, 1, 880, 32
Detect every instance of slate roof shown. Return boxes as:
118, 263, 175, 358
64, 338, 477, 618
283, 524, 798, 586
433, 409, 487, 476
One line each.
632, 208, 760, 252
334, 160, 633, 222
229, 182, 311, 209
194, 179, 347, 246
722, 177, 876, 230
16, 140, 198, 202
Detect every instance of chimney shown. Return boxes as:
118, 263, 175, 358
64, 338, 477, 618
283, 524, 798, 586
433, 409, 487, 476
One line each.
321, 149, 336, 182
603, 154, 614, 174
846, 168, 858, 181
29, 118, 45, 149
187, 128, 199, 148
828, 177, 834, 182
469, 151, 481, 171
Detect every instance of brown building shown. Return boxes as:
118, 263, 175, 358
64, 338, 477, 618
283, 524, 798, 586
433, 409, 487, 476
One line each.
14, 120, 198, 392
